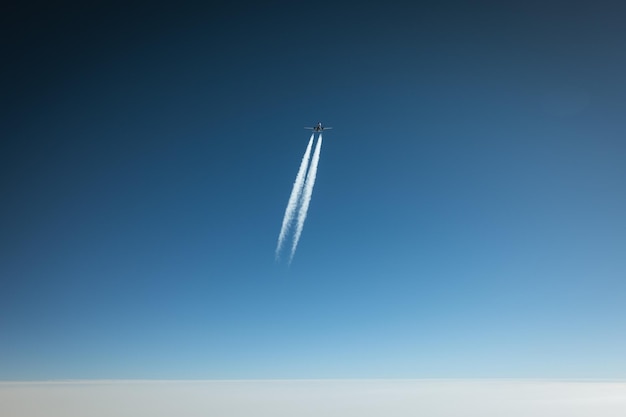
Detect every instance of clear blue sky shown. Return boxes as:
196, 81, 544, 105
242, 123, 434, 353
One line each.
2, 2, 625, 380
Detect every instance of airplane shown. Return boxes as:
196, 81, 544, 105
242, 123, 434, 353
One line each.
305, 122, 332, 132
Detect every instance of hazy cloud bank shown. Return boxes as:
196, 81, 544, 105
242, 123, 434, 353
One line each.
1, 379, 625, 417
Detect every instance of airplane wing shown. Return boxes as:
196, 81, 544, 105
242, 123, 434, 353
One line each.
304, 127, 314, 129
324, 127, 333, 130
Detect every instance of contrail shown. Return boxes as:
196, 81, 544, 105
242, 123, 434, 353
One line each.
289, 133, 323, 264
275, 133, 315, 260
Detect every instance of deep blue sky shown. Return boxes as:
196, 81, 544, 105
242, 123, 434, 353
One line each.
2, 2, 625, 380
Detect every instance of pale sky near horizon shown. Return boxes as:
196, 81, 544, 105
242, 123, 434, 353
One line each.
2, 2, 626, 380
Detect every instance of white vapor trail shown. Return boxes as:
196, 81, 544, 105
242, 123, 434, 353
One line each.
289, 133, 323, 264
275, 133, 315, 260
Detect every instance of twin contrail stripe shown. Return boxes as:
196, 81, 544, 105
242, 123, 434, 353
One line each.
275, 133, 315, 260
289, 133, 323, 264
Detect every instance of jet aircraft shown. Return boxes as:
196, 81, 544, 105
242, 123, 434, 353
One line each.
305, 122, 332, 132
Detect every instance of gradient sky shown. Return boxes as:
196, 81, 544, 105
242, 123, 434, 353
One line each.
2, 2, 625, 380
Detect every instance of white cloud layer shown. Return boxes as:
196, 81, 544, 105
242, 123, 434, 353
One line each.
1, 379, 625, 417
